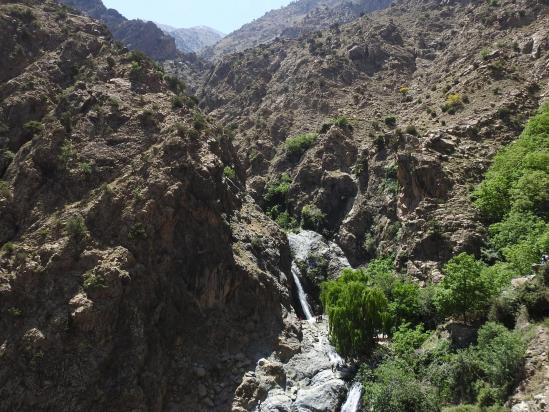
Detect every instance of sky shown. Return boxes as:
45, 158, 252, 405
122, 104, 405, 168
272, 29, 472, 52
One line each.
102, 0, 294, 34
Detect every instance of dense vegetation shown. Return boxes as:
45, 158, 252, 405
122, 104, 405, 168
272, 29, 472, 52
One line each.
322, 104, 549, 411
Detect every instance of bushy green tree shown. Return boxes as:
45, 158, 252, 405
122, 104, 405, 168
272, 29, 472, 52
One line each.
435, 253, 491, 319
362, 359, 440, 412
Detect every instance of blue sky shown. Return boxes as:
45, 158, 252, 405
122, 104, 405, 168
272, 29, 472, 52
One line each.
102, 0, 293, 34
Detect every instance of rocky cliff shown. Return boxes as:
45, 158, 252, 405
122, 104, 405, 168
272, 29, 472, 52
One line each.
0, 1, 295, 410
59, 0, 179, 60
201, 0, 393, 61
201, 0, 549, 280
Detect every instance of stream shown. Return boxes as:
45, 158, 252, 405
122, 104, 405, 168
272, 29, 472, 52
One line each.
249, 230, 362, 411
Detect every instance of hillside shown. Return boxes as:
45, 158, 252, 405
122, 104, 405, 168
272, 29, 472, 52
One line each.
158, 24, 224, 54
0, 1, 293, 410
201, 0, 393, 61
59, 0, 179, 60
201, 0, 549, 279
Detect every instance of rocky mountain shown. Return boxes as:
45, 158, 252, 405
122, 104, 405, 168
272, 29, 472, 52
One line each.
201, 0, 393, 61
59, 0, 179, 60
157, 23, 224, 54
201, 0, 549, 280
1, 0, 549, 411
0, 1, 294, 410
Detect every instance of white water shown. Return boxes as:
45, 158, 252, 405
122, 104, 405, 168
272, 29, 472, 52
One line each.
291, 262, 315, 322
341, 382, 362, 412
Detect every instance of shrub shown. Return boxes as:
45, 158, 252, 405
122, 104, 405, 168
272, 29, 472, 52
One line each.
164, 75, 186, 94
0, 181, 11, 198
392, 323, 431, 356
23, 120, 44, 137
264, 173, 292, 209
442, 94, 463, 114
384, 115, 397, 127
128, 223, 147, 241
223, 166, 236, 180
361, 359, 440, 412
58, 140, 75, 167
332, 116, 350, 128
434, 253, 491, 319
171, 95, 184, 109
301, 204, 325, 231
285, 132, 318, 158
399, 86, 410, 95
83, 270, 106, 290
275, 211, 298, 230
405, 125, 419, 136
192, 112, 207, 131
65, 215, 87, 242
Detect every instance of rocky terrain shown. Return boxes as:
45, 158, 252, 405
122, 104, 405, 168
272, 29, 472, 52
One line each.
158, 24, 224, 54
201, 0, 393, 61
59, 0, 179, 60
0, 1, 295, 410
1, 0, 548, 411
201, 0, 549, 280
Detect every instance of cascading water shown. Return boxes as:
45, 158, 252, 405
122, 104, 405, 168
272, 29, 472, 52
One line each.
250, 230, 359, 411
291, 261, 315, 322
341, 382, 363, 412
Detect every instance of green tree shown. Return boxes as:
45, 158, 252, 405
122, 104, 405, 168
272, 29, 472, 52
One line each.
435, 253, 490, 319
321, 272, 390, 356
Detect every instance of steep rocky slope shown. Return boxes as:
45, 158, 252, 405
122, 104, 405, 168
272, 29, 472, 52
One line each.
0, 1, 295, 410
59, 0, 179, 60
202, 0, 392, 61
158, 23, 224, 54
201, 0, 549, 280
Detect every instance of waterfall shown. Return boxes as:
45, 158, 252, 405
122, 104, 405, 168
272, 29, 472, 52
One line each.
341, 382, 362, 412
291, 261, 315, 322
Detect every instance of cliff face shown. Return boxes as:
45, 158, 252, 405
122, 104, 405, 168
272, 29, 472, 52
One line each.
201, 0, 393, 61
201, 0, 549, 279
59, 0, 179, 60
0, 1, 293, 410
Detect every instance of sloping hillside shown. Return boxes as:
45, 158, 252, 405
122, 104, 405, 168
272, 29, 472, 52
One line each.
158, 23, 224, 54
202, 0, 392, 61
0, 1, 293, 410
201, 0, 549, 278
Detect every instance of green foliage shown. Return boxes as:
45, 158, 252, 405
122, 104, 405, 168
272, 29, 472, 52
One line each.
264, 173, 292, 209
405, 125, 419, 136
164, 75, 186, 94
442, 94, 464, 114
83, 271, 107, 290
172, 95, 184, 109
435, 253, 492, 319
23, 120, 44, 136
332, 116, 350, 128
473, 103, 549, 222
7, 307, 23, 317
384, 115, 397, 127
321, 277, 390, 356
223, 166, 236, 180
192, 112, 207, 131
65, 216, 87, 242
284, 132, 318, 158
128, 223, 147, 241
0, 181, 11, 198
301, 204, 325, 231
361, 359, 440, 412
274, 211, 298, 230
58, 139, 75, 167
391, 323, 431, 356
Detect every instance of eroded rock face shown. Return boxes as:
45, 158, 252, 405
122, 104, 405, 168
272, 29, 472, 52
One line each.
0, 2, 292, 411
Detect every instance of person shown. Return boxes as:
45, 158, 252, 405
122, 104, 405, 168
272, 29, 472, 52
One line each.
541, 253, 549, 265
